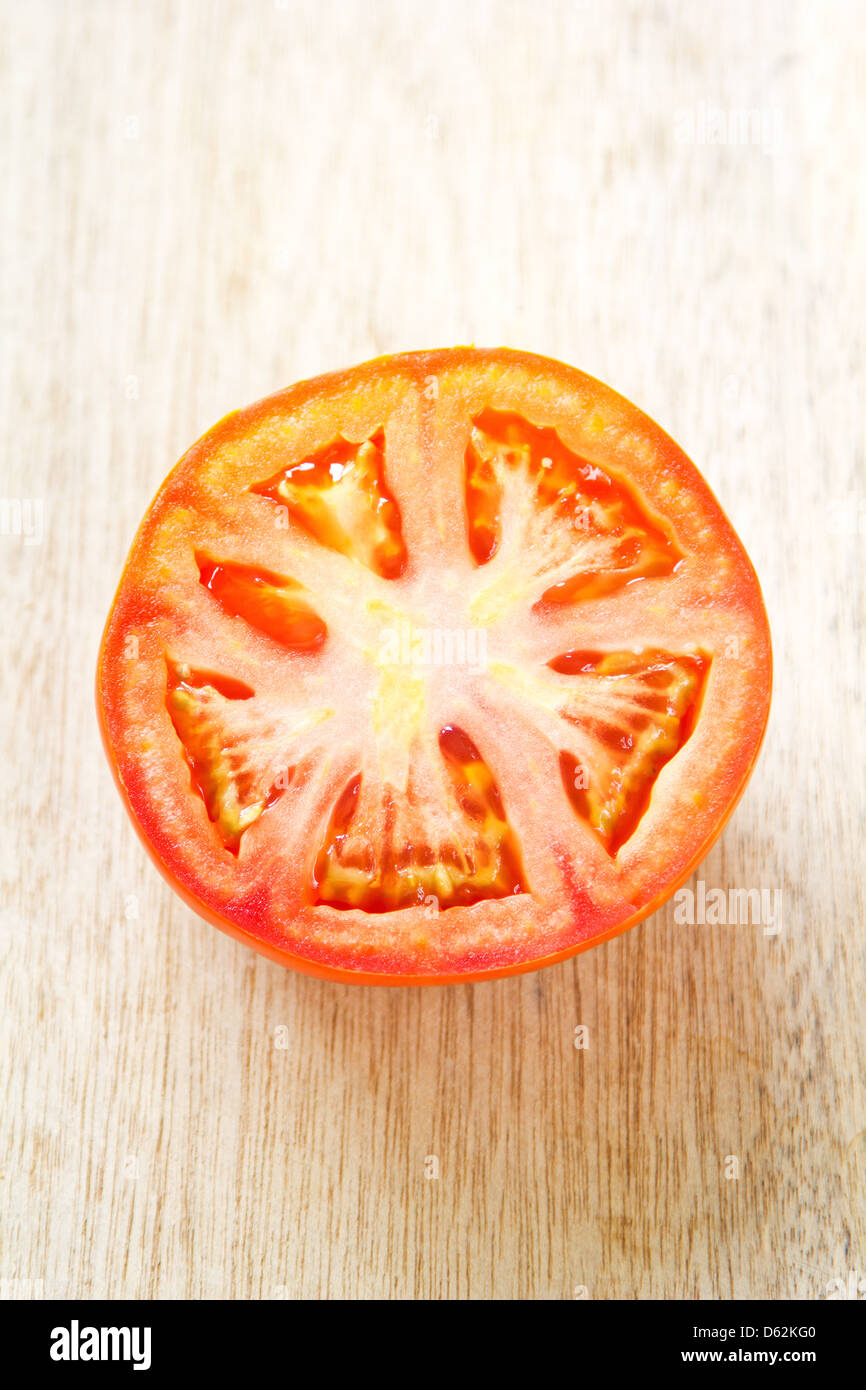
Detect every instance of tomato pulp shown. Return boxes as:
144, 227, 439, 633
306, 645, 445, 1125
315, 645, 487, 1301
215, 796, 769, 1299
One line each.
97, 349, 772, 984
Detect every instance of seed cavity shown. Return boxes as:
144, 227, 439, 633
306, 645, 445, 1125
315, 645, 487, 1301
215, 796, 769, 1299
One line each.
165, 659, 330, 853
196, 552, 326, 651
553, 650, 709, 853
251, 429, 407, 579
465, 409, 680, 614
312, 726, 526, 912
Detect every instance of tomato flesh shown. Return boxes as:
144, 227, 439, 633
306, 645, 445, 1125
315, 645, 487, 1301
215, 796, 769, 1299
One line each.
96, 349, 771, 984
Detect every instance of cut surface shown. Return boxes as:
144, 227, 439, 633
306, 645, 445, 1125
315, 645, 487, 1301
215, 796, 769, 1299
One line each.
551, 649, 709, 855
196, 554, 327, 651
313, 725, 526, 912
464, 408, 681, 620
165, 659, 331, 852
251, 429, 408, 579
97, 348, 772, 983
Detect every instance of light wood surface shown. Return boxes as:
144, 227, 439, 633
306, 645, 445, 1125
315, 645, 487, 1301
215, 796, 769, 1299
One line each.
1, 0, 864, 1300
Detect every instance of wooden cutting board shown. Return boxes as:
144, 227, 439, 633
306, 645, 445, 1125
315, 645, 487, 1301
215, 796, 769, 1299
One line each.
1, 0, 863, 1299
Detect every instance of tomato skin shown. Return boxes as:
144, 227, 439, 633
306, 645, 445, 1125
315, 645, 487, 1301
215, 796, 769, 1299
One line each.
97, 347, 772, 984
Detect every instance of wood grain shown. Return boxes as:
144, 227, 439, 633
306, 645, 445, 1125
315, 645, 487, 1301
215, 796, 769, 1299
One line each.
1, 0, 863, 1300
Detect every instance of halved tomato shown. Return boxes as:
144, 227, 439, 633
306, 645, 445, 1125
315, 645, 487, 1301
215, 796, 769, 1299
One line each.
96, 349, 771, 984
